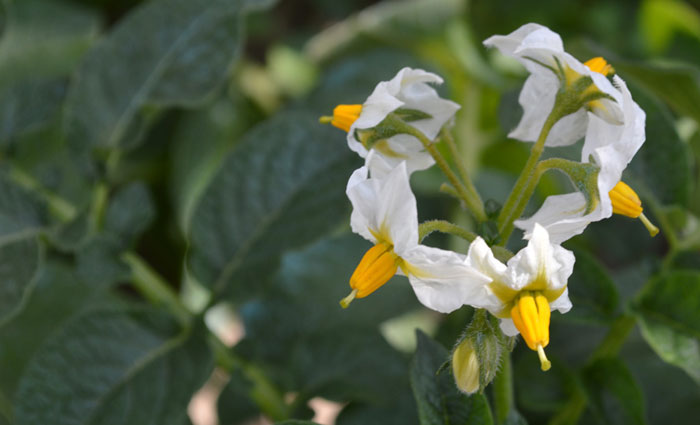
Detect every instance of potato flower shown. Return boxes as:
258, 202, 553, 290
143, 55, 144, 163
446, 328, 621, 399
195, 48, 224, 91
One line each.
321, 67, 460, 175
484, 23, 624, 147
463, 224, 575, 371
342, 153, 488, 313
515, 76, 658, 243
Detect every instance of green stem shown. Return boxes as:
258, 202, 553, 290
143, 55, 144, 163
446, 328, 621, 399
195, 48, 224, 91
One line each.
208, 333, 291, 421
122, 251, 192, 326
492, 351, 515, 425
442, 128, 485, 211
498, 157, 564, 243
8, 165, 77, 222
440, 182, 461, 201
497, 109, 560, 244
394, 119, 487, 222
88, 183, 109, 234
418, 219, 477, 243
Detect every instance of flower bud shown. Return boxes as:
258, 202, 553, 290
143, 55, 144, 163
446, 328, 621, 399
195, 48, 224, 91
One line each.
452, 339, 479, 394
451, 310, 504, 393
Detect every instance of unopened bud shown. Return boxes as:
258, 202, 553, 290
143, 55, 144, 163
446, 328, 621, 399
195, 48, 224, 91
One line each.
451, 310, 504, 393
452, 339, 479, 394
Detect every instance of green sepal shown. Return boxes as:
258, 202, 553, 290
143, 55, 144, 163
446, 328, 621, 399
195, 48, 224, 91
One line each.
539, 158, 601, 214
393, 108, 433, 122
353, 112, 427, 156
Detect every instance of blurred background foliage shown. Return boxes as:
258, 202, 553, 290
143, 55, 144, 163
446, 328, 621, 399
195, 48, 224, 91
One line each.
0, 0, 699, 424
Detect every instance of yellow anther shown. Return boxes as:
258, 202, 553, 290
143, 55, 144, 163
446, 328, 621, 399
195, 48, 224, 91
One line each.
341, 242, 398, 307
511, 292, 552, 371
321, 104, 362, 133
609, 181, 659, 237
584, 57, 615, 77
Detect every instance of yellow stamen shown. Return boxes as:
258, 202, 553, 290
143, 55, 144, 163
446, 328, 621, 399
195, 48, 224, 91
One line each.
341, 242, 398, 307
584, 57, 615, 77
321, 104, 362, 133
511, 292, 551, 371
609, 181, 659, 237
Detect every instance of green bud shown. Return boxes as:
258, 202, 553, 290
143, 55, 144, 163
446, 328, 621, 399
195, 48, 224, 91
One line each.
452, 339, 480, 394
452, 310, 505, 394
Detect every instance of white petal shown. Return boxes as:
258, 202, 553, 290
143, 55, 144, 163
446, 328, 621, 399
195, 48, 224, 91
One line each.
549, 287, 572, 314
403, 245, 491, 313
345, 156, 419, 249
346, 67, 458, 175
505, 224, 574, 292
499, 318, 519, 337
508, 74, 557, 143
465, 237, 508, 279
346, 164, 376, 244
515, 193, 592, 244
377, 161, 419, 253
484, 24, 563, 70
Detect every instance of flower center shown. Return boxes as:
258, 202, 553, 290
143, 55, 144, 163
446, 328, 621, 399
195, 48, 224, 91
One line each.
510, 291, 551, 371
340, 242, 398, 308
609, 181, 659, 236
584, 57, 615, 76
320, 104, 362, 133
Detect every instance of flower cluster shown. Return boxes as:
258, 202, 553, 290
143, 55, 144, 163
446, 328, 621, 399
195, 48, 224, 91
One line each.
321, 23, 656, 393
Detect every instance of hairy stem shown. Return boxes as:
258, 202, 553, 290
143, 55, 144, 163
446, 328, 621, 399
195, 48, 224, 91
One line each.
492, 351, 515, 424
418, 219, 478, 243
393, 118, 487, 222
497, 109, 560, 244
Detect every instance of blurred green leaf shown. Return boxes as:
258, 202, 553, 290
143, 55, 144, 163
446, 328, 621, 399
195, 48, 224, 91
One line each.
632, 270, 700, 385
514, 355, 574, 415
235, 235, 418, 403
187, 110, 360, 294
0, 172, 46, 325
0, 0, 99, 86
336, 392, 419, 425
217, 369, 261, 425
0, 262, 116, 399
304, 0, 464, 64
0, 79, 66, 146
103, 182, 155, 247
617, 61, 700, 125
64, 0, 275, 151
275, 421, 320, 425
640, 0, 700, 54
170, 93, 261, 233
565, 249, 619, 324
14, 307, 213, 425
625, 83, 691, 207
582, 357, 647, 425
410, 331, 494, 425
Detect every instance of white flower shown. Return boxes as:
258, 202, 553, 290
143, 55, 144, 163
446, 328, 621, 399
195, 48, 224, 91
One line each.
515, 76, 651, 244
342, 153, 488, 313
484, 23, 624, 147
462, 224, 575, 370
324, 67, 460, 175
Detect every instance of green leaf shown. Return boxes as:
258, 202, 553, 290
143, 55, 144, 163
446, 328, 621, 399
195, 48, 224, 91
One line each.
0, 0, 99, 86
0, 79, 66, 145
103, 182, 155, 248
170, 93, 262, 233
565, 249, 619, 324
63, 0, 274, 151
187, 110, 360, 294
217, 369, 261, 425
582, 358, 648, 425
235, 235, 418, 401
410, 331, 494, 425
632, 270, 700, 385
14, 307, 213, 425
274, 421, 320, 425
625, 82, 692, 207
0, 171, 46, 325
0, 262, 115, 399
